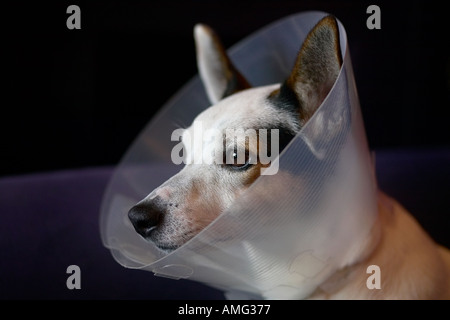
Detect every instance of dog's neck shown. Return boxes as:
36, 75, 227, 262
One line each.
306, 198, 384, 299
307, 191, 450, 299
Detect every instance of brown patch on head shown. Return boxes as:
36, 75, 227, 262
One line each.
240, 163, 265, 186
237, 127, 292, 186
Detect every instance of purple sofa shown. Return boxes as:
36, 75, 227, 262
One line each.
1, 147, 449, 299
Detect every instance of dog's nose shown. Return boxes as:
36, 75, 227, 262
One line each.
128, 202, 162, 238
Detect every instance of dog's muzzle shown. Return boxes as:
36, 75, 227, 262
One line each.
128, 201, 162, 239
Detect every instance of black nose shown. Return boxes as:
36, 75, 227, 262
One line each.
128, 202, 163, 238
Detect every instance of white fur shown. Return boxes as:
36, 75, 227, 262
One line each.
194, 24, 229, 104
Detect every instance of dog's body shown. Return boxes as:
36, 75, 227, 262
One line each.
310, 191, 450, 299
128, 16, 450, 299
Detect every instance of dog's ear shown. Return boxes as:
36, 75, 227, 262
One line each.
270, 15, 343, 126
194, 24, 251, 104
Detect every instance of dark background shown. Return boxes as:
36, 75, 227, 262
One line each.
2, 0, 449, 177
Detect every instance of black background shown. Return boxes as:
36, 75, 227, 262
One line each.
2, 0, 449, 177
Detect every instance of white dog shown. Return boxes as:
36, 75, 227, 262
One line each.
128, 16, 450, 299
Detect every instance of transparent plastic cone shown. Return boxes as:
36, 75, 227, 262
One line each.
99, 11, 378, 299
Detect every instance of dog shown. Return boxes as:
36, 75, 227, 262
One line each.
128, 16, 450, 299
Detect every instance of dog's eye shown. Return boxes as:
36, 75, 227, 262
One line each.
223, 149, 252, 170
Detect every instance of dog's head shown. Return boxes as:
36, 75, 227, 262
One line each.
128, 16, 342, 252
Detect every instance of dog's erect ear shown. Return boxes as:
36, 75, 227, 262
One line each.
270, 15, 343, 126
194, 24, 251, 104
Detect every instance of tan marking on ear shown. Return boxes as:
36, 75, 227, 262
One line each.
286, 15, 343, 124
268, 87, 280, 98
